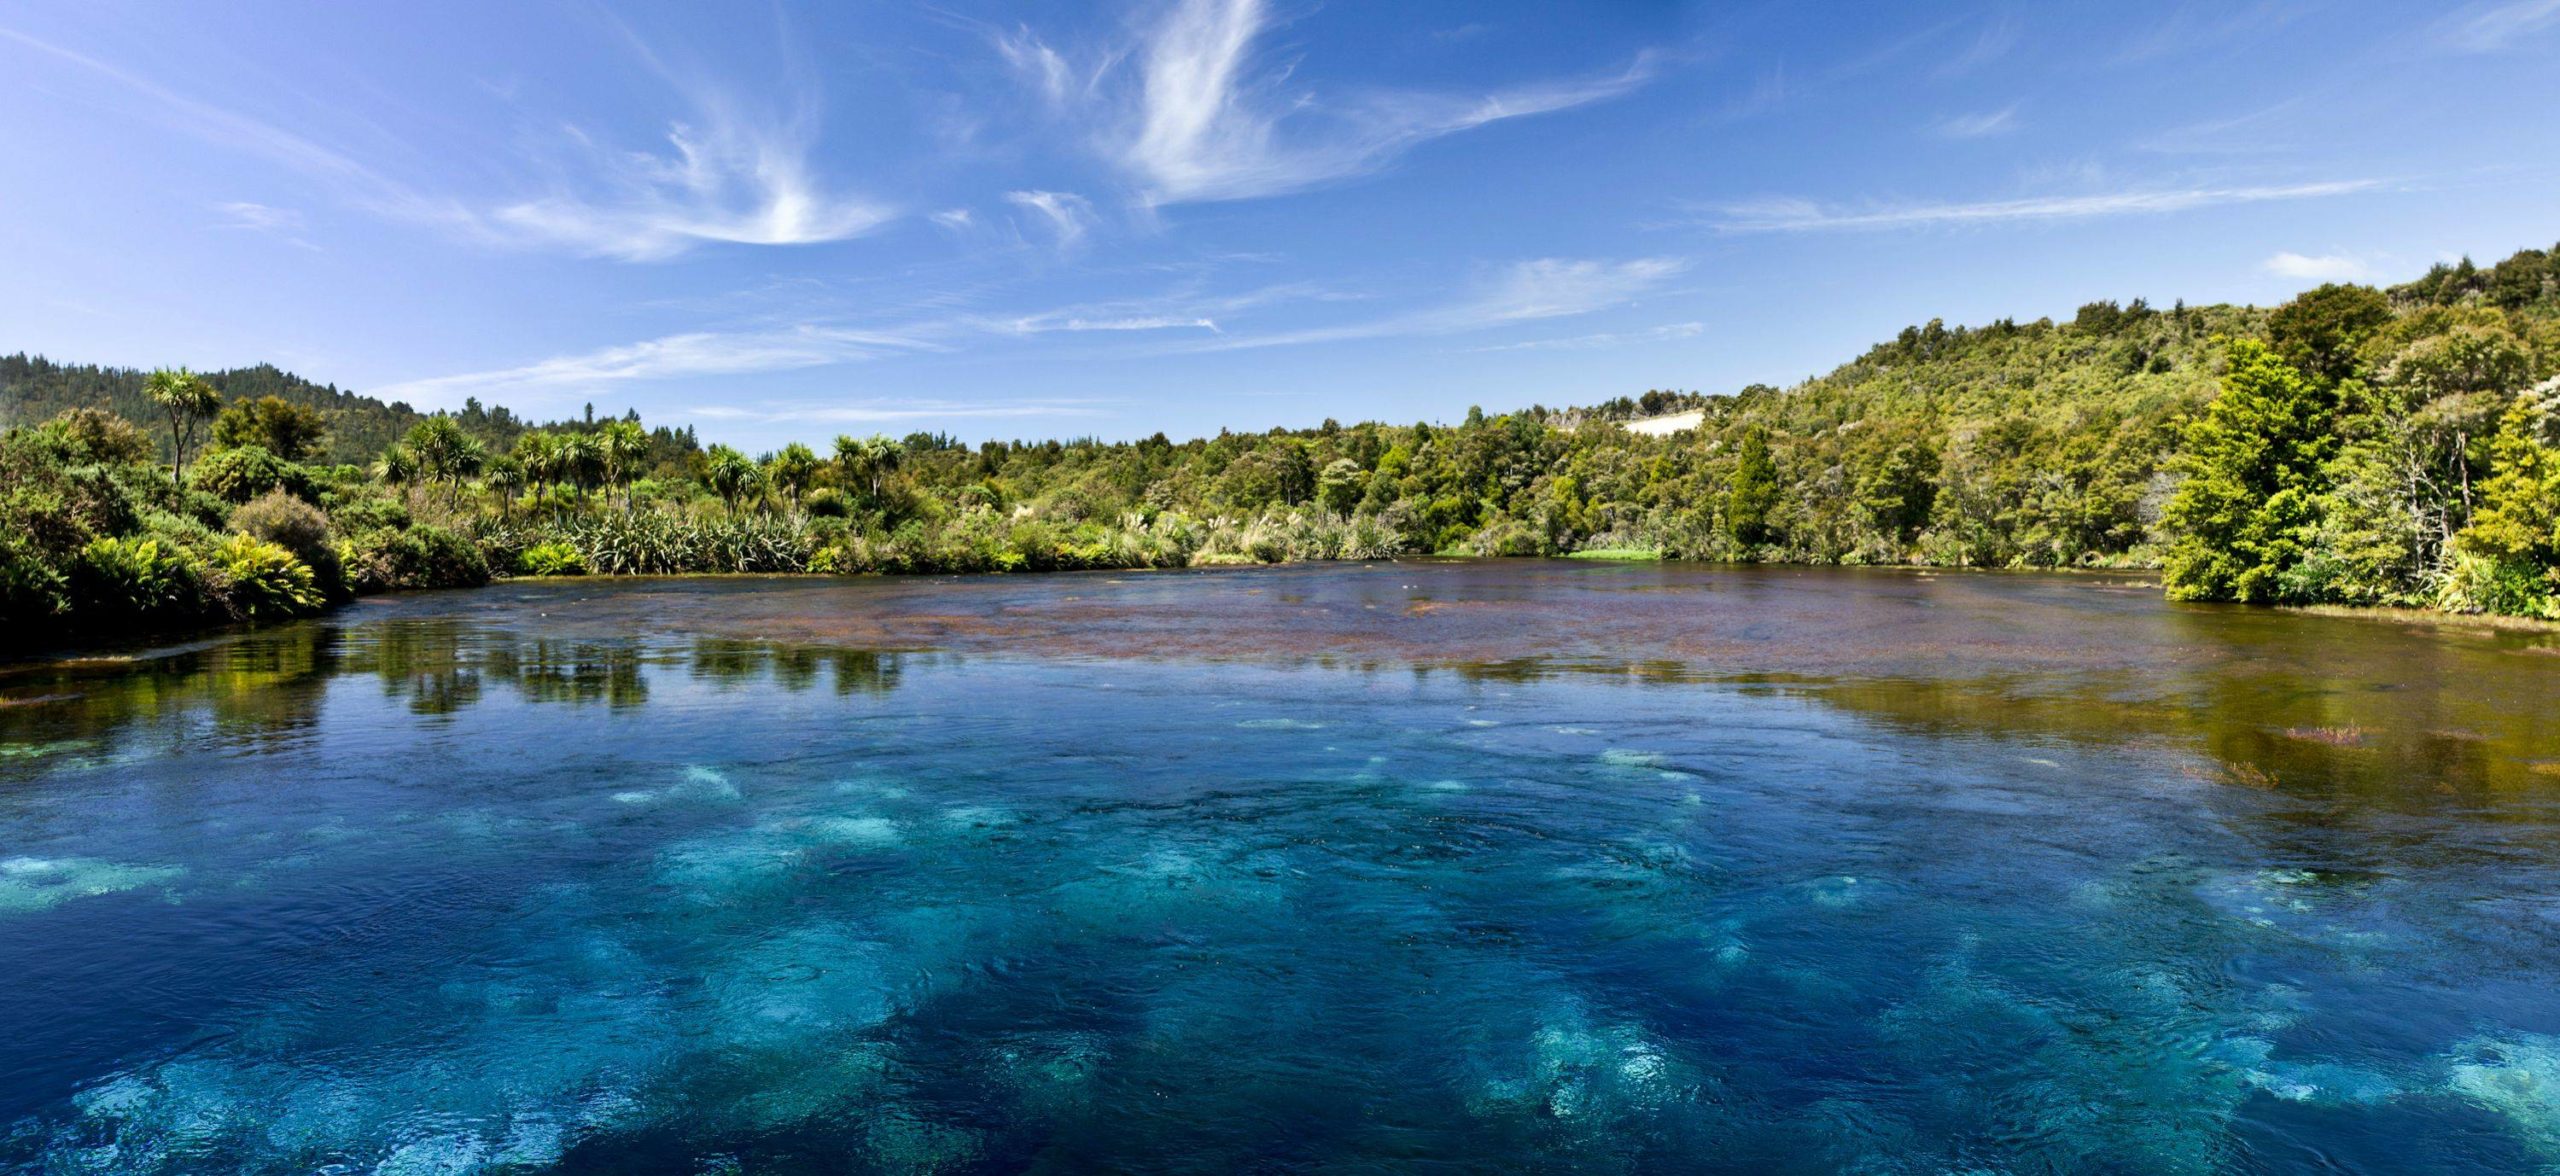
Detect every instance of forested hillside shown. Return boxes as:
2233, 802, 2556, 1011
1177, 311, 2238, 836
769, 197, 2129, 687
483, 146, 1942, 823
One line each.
0, 356, 667, 466
5, 242, 2558, 652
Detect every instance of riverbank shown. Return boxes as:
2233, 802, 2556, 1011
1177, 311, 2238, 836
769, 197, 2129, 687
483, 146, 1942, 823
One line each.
21, 551, 2560, 665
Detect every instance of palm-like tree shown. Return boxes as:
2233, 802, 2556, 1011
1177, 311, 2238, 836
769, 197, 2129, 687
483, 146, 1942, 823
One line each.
404, 417, 485, 508
767, 442, 820, 513
376, 444, 419, 495
703, 444, 762, 516
598, 419, 649, 510
560, 432, 605, 502
512, 431, 561, 507
833, 434, 905, 509
482, 455, 525, 520
144, 367, 221, 482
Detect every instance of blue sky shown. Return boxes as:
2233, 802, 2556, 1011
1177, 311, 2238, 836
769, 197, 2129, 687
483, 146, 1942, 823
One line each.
5, 0, 2557, 449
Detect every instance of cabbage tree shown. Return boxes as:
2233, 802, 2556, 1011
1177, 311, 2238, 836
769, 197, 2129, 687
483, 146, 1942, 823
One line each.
144, 367, 221, 482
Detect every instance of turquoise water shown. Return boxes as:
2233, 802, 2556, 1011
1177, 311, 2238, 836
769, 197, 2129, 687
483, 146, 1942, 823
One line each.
3, 563, 2560, 1172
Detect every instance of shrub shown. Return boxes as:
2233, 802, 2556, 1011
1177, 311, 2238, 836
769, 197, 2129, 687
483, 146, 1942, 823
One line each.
2437, 552, 2559, 619
232, 489, 344, 598
807, 544, 855, 575
2, 433, 138, 550
190, 445, 316, 504
805, 487, 849, 518
339, 524, 491, 593
207, 533, 321, 620
326, 495, 412, 533
1, 529, 70, 635
517, 540, 587, 576
41, 408, 157, 464
69, 535, 205, 624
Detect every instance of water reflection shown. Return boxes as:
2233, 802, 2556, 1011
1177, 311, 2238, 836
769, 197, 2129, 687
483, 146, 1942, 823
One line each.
0, 625, 341, 758
1, 565, 2556, 1171
488, 638, 652, 709
0, 627, 914, 764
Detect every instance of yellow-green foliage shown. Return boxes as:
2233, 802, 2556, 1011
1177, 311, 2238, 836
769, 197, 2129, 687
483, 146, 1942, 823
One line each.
72, 535, 203, 621
517, 540, 588, 577
208, 533, 321, 620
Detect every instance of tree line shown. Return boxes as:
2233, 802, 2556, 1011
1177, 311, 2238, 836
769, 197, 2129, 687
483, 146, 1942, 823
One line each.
4, 241, 2556, 653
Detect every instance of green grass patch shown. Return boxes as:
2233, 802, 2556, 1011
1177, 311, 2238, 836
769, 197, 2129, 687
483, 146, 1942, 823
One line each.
1567, 548, 1662, 561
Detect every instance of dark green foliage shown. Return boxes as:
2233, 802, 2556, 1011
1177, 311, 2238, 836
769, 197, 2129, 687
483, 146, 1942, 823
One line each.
0, 529, 67, 631
475, 514, 808, 576
40, 407, 157, 464
2162, 341, 2338, 602
339, 525, 490, 594
212, 395, 330, 460
2268, 284, 2393, 384
1725, 428, 1780, 548
232, 490, 344, 599
69, 536, 204, 625
2395, 243, 2560, 312
191, 445, 317, 504
326, 496, 412, 533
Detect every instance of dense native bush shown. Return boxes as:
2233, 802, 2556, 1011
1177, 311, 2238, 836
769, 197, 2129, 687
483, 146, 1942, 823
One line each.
206, 533, 323, 620
190, 444, 316, 504
338, 525, 490, 593
232, 489, 344, 599
0, 530, 66, 627
476, 514, 811, 575
9, 241, 2560, 654
322, 495, 411, 533
68, 535, 204, 624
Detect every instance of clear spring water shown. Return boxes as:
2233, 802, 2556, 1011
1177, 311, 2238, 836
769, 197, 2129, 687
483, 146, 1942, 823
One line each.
3, 562, 2559, 1173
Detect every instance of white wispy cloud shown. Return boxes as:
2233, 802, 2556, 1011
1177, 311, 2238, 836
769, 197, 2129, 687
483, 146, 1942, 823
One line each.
1933, 107, 2020, 139
1195, 257, 1684, 350
999, 312, 1221, 335
1469, 322, 1704, 352
1934, 14, 2023, 77
213, 201, 303, 231
2262, 251, 2373, 281
1007, 0, 1652, 205
686, 398, 1106, 425
994, 24, 1079, 105
975, 282, 1342, 338
2, 23, 885, 262
1005, 189, 1095, 247
929, 208, 976, 230
365, 283, 1303, 410
1706, 180, 2380, 232
2433, 0, 2560, 51
368, 326, 941, 410
212, 200, 321, 251
2117, 0, 2312, 61
1, 26, 477, 232
490, 76, 890, 261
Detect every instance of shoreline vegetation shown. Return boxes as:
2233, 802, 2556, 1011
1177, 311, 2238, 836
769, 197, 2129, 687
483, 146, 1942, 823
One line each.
5, 243, 2558, 657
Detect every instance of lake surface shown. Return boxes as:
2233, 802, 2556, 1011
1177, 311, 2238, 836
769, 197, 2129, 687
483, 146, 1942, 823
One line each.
3, 561, 2559, 1173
